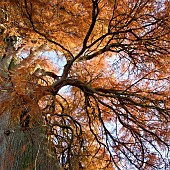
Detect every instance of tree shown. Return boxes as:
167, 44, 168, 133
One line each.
0, 0, 169, 169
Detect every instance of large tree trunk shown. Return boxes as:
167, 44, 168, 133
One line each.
0, 111, 61, 170
0, 46, 61, 169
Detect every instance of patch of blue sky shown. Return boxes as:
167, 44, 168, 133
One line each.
41, 50, 67, 76
105, 54, 139, 82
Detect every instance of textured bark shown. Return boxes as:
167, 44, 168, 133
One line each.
0, 40, 61, 169
0, 112, 61, 170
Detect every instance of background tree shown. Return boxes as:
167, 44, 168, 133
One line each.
0, 0, 170, 169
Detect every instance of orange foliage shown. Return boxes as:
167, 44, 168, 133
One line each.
0, 0, 170, 169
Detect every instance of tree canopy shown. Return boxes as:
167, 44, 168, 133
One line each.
0, 0, 170, 169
